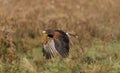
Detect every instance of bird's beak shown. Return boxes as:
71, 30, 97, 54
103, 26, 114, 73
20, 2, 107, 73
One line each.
42, 30, 47, 43
42, 31, 46, 34
42, 30, 47, 37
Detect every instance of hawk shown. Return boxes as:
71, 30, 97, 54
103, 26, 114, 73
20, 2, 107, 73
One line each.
42, 29, 69, 59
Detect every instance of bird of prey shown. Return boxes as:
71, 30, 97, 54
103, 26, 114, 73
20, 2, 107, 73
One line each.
42, 29, 70, 59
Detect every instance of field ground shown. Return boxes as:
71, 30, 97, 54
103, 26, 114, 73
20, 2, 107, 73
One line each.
0, 42, 120, 73
32, 42, 120, 73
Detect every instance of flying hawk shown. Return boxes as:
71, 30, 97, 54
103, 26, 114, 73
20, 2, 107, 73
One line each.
42, 29, 69, 59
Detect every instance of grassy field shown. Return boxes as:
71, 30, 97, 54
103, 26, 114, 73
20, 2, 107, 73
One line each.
0, 42, 120, 73
0, 0, 120, 73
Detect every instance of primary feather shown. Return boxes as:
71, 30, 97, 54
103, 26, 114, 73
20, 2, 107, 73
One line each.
42, 29, 69, 59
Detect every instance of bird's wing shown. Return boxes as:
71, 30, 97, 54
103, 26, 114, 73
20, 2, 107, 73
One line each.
53, 38, 69, 58
43, 39, 58, 59
43, 37, 69, 59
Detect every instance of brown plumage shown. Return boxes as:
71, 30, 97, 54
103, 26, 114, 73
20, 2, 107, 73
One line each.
42, 29, 69, 59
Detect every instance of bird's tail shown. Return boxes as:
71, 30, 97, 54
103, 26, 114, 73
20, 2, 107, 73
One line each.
66, 33, 78, 38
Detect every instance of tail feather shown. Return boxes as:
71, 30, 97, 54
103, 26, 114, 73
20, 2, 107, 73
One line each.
66, 33, 78, 38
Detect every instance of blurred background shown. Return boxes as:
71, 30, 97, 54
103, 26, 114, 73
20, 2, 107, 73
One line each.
0, 0, 120, 73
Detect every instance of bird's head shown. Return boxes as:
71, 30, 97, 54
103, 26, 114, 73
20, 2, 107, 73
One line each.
42, 30, 54, 44
42, 29, 54, 38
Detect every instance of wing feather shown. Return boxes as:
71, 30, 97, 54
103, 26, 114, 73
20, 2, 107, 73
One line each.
42, 30, 69, 59
43, 39, 58, 59
54, 38, 69, 58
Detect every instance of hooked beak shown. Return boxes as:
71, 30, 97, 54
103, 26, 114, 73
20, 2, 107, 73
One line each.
42, 30, 46, 34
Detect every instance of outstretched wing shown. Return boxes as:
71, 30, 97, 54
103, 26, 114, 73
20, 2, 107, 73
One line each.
42, 38, 69, 59
42, 39, 58, 59
54, 38, 69, 58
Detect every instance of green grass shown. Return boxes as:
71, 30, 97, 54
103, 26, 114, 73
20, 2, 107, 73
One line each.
84, 42, 120, 73
0, 42, 120, 73
31, 42, 120, 73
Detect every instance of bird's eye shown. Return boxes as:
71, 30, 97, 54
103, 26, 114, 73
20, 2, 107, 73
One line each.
48, 34, 53, 38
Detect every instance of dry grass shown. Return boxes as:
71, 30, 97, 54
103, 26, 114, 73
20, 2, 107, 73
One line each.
0, 0, 120, 73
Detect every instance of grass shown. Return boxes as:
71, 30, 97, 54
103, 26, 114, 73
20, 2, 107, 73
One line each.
6, 41, 118, 73
0, 40, 120, 73
0, 39, 120, 73
83, 42, 120, 73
